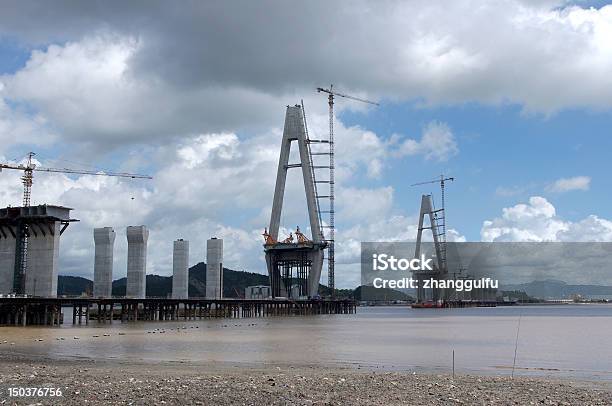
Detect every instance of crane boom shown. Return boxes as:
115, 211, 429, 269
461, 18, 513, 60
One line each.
411, 176, 454, 187
0, 151, 153, 207
316, 87, 379, 106
0, 163, 152, 179
34, 167, 152, 178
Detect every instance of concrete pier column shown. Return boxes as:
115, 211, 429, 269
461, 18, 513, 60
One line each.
93, 227, 116, 298
126, 226, 149, 299
206, 238, 223, 299
0, 227, 16, 294
172, 239, 189, 299
25, 221, 61, 297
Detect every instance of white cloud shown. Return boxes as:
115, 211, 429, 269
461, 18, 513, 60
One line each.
0, 1, 610, 154
558, 215, 612, 241
481, 196, 612, 242
393, 121, 458, 162
0, 35, 297, 148
0, 96, 56, 155
337, 186, 394, 222
546, 175, 591, 192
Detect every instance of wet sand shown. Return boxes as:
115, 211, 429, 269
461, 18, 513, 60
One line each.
0, 355, 611, 405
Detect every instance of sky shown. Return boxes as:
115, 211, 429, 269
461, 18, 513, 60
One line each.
1, 0, 612, 288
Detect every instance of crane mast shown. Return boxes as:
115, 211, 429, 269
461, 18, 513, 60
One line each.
21, 152, 35, 207
316, 86, 378, 296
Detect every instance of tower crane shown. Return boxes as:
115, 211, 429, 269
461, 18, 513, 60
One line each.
411, 175, 454, 217
0, 151, 152, 294
316, 85, 379, 296
1, 152, 152, 207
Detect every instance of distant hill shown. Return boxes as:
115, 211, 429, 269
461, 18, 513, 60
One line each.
58, 264, 412, 299
57, 275, 93, 296
60, 263, 280, 298
503, 279, 612, 299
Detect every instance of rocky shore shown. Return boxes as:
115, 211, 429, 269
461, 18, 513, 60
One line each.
0, 357, 610, 405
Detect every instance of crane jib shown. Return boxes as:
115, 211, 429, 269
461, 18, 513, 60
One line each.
0, 153, 152, 207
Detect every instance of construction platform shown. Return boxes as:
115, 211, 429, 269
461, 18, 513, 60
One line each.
0, 205, 78, 296
0, 297, 357, 326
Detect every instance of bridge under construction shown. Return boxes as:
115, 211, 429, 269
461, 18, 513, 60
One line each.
0, 297, 356, 326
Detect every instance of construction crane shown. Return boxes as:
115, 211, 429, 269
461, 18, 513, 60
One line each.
316, 85, 379, 296
1, 152, 152, 207
0, 151, 152, 294
411, 175, 454, 272
411, 175, 454, 217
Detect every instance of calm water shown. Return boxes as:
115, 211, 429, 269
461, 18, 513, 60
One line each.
1, 305, 611, 380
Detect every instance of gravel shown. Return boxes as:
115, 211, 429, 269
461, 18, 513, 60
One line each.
0, 358, 610, 405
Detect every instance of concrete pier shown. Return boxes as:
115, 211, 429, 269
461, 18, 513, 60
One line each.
0, 227, 16, 294
206, 238, 223, 299
172, 239, 189, 299
25, 221, 61, 297
126, 226, 149, 299
93, 227, 116, 298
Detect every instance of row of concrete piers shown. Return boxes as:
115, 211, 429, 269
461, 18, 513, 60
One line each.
0, 298, 356, 326
92, 299, 356, 322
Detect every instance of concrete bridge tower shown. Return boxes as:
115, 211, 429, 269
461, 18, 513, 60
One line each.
126, 225, 149, 298
206, 237, 223, 299
172, 239, 189, 299
264, 105, 326, 298
93, 227, 115, 298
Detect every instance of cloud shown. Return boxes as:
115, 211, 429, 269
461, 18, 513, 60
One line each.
557, 215, 612, 241
393, 121, 458, 162
1, 1, 608, 155
481, 196, 612, 242
0, 35, 293, 148
1, 0, 611, 120
0, 93, 56, 155
546, 175, 591, 193
338, 187, 394, 222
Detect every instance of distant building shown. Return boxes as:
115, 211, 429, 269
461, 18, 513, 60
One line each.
245, 285, 270, 299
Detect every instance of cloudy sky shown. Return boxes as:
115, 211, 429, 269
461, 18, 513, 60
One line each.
1, 0, 612, 288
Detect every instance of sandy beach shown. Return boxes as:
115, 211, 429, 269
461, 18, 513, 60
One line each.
0, 355, 611, 405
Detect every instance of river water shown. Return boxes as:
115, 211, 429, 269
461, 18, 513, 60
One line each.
0, 305, 611, 380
